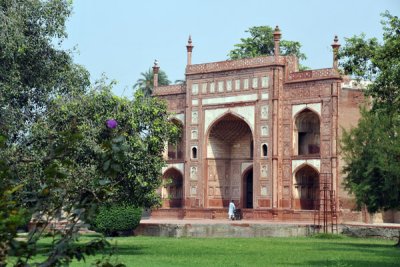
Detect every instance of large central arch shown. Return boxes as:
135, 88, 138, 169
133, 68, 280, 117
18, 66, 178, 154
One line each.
206, 113, 253, 208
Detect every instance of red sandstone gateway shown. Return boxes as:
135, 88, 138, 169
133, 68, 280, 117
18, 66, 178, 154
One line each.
152, 28, 373, 224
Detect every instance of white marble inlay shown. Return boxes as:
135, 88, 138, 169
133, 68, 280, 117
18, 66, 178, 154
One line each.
190, 166, 198, 180
261, 105, 269, 119
162, 163, 184, 175
292, 159, 321, 173
261, 93, 269, 100
226, 80, 232, 91
243, 79, 249, 89
218, 81, 224, 92
191, 111, 198, 124
191, 129, 198, 140
170, 113, 185, 124
192, 84, 198, 95
190, 185, 197, 195
202, 94, 257, 106
204, 105, 255, 134
252, 77, 258, 88
202, 83, 207, 94
292, 103, 321, 118
241, 162, 253, 174
192, 99, 198, 106
210, 82, 215, 93
261, 186, 268, 196
235, 79, 241, 91
261, 76, 269, 88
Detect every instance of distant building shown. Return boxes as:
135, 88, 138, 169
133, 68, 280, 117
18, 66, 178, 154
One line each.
152, 28, 374, 223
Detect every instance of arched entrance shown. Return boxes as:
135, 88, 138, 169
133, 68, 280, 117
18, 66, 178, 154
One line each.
293, 165, 319, 210
206, 113, 253, 208
294, 109, 320, 156
162, 168, 183, 208
242, 168, 253, 208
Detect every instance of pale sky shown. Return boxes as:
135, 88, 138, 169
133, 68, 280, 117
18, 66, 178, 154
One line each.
63, 0, 399, 97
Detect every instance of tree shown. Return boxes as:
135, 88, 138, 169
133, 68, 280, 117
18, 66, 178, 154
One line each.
0, 0, 179, 265
133, 68, 171, 96
228, 26, 307, 68
339, 11, 400, 246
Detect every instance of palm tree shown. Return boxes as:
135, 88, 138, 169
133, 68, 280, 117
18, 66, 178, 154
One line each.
134, 68, 171, 97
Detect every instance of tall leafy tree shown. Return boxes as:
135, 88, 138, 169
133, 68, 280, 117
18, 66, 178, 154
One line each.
134, 68, 171, 96
339, 11, 400, 245
228, 26, 307, 66
0, 0, 179, 265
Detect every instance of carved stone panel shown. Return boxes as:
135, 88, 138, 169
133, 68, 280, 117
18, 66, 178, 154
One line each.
261, 165, 268, 178
261, 76, 269, 88
190, 166, 198, 180
192, 84, 198, 95
226, 80, 232, 91
261, 105, 269, 119
192, 111, 198, 124
235, 79, 240, 91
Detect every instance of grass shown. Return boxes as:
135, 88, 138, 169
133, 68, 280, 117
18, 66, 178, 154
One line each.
9, 235, 400, 267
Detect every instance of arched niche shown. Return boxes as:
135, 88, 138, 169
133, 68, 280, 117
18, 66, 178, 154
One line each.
161, 168, 183, 208
293, 165, 319, 210
167, 119, 184, 160
293, 109, 320, 156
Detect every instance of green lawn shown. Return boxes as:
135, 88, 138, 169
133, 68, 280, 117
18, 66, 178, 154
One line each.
11, 235, 400, 267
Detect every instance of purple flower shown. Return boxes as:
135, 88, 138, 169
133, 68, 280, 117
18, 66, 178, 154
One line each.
106, 119, 118, 129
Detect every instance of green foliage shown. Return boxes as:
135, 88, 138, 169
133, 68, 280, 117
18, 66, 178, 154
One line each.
133, 68, 171, 97
0, 0, 179, 265
338, 11, 400, 113
228, 26, 307, 64
339, 12, 400, 216
341, 109, 400, 213
93, 205, 142, 236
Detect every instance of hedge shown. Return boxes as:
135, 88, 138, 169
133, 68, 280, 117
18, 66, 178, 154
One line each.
93, 204, 142, 236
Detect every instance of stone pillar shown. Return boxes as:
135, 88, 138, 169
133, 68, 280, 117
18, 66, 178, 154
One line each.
152, 60, 160, 88
272, 68, 279, 208
186, 35, 194, 65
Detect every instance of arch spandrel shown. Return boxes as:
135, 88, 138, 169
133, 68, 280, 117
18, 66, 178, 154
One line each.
292, 159, 321, 174
292, 103, 321, 119
204, 106, 255, 135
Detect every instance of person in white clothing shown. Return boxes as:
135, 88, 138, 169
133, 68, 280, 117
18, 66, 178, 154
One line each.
228, 200, 236, 220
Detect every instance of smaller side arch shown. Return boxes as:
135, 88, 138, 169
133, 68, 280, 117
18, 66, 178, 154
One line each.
292, 164, 320, 210
161, 167, 184, 208
293, 108, 321, 156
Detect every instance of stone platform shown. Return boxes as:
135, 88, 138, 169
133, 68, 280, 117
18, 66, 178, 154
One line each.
134, 218, 400, 239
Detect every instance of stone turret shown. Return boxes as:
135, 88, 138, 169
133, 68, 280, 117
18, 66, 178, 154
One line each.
152, 59, 159, 88
273, 26, 281, 58
186, 35, 194, 65
331, 35, 340, 69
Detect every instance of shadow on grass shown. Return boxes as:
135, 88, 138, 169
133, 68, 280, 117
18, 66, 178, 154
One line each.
303, 259, 399, 267
34, 238, 148, 257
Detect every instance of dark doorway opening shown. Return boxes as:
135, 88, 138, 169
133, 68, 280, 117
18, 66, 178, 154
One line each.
243, 169, 253, 208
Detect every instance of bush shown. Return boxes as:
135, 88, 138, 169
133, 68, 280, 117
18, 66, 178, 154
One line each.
93, 204, 142, 236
